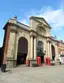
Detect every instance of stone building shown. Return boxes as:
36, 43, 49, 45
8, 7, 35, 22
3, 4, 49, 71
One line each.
57, 40, 64, 55
2, 16, 64, 68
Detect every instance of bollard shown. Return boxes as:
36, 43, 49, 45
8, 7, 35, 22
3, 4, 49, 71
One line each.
37, 56, 42, 66
45, 57, 50, 66
26, 60, 30, 67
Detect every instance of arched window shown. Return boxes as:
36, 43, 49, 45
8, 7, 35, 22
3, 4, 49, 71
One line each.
37, 41, 44, 56
37, 41, 43, 51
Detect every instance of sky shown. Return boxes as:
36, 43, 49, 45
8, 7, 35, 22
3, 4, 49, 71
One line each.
0, 0, 64, 47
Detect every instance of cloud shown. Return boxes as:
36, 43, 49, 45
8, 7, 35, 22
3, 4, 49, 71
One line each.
21, 6, 64, 30
21, 19, 29, 25
42, 8, 64, 30
0, 29, 4, 47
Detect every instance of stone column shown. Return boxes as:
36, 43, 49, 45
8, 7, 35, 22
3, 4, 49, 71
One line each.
49, 43, 52, 59
3, 25, 10, 64
55, 43, 58, 61
6, 30, 17, 68
31, 36, 34, 59
34, 38, 37, 60
47, 41, 50, 57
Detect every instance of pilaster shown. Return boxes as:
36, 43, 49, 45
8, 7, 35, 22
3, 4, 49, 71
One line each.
31, 36, 34, 59
34, 37, 37, 60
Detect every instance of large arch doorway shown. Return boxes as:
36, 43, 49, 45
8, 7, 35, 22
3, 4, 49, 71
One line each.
17, 37, 28, 65
51, 45, 55, 60
37, 41, 45, 63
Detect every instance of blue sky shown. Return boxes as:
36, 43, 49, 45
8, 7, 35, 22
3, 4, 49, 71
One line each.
0, 0, 64, 47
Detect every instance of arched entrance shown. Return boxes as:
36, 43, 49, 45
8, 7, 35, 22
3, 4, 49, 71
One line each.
17, 37, 28, 65
37, 41, 44, 63
51, 45, 55, 60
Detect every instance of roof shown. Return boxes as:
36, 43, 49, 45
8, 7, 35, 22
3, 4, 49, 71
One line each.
3, 16, 52, 31
3, 18, 30, 31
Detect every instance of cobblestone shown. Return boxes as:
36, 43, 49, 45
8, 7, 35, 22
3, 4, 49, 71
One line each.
0, 65, 64, 83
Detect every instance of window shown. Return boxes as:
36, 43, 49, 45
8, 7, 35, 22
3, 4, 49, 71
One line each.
37, 41, 44, 56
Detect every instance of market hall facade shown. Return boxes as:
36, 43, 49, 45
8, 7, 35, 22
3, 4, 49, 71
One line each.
2, 16, 64, 67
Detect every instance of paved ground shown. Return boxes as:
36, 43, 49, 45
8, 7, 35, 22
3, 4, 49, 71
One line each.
0, 64, 64, 83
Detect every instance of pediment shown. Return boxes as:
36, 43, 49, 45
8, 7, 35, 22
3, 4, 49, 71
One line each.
30, 16, 51, 29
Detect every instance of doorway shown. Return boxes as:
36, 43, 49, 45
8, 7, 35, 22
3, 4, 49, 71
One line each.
17, 37, 28, 65
51, 45, 55, 60
37, 41, 44, 63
